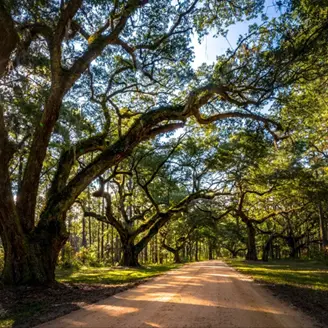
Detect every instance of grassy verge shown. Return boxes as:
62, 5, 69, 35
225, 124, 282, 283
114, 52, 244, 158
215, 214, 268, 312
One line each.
56, 264, 179, 284
226, 259, 328, 327
0, 264, 180, 328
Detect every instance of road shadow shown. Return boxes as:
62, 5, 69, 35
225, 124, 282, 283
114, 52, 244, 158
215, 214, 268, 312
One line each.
264, 283, 328, 328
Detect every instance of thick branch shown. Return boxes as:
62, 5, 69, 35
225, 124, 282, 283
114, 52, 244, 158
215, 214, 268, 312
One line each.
48, 134, 108, 196
84, 211, 107, 223
68, 0, 143, 83
162, 243, 178, 254
133, 190, 226, 237
84, 207, 126, 237
16, 1, 83, 230
51, 0, 82, 83
40, 82, 280, 224
0, 3, 19, 76
250, 208, 301, 224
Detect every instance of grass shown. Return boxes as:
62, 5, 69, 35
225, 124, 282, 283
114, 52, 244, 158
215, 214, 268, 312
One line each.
56, 263, 180, 284
0, 263, 180, 328
226, 258, 328, 291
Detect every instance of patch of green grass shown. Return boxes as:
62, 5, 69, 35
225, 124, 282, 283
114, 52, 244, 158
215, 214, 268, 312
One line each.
226, 259, 328, 290
56, 263, 180, 284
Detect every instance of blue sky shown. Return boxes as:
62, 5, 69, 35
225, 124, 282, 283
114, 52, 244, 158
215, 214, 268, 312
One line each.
192, 0, 282, 68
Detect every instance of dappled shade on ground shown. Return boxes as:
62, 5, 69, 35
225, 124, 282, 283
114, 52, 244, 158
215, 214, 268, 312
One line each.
228, 259, 328, 327
38, 261, 314, 328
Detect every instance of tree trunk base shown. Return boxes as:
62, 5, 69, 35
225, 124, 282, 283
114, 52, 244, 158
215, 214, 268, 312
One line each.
174, 251, 181, 264
120, 245, 140, 267
262, 251, 269, 262
246, 252, 258, 261
1, 223, 68, 286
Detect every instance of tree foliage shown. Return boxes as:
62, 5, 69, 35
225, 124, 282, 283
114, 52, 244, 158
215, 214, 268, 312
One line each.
1, 0, 328, 285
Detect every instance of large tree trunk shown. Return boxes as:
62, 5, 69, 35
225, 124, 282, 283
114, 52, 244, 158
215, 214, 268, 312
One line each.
231, 250, 238, 258
173, 250, 181, 263
208, 240, 213, 260
289, 244, 297, 258
119, 234, 141, 267
262, 234, 275, 262
115, 235, 120, 263
246, 223, 258, 261
262, 246, 270, 262
216, 246, 222, 258
162, 243, 182, 264
286, 236, 298, 258
120, 242, 140, 267
195, 240, 199, 261
0, 120, 69, 285
1, 220, 68, 285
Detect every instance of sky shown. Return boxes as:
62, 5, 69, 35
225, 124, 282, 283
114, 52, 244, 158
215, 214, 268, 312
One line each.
191, 0, 282, 69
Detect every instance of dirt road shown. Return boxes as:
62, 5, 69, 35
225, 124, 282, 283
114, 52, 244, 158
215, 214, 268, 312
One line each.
38, 261, 315, 328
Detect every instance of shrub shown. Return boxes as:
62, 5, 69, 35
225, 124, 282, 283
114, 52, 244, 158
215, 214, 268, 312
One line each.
61, 259, 81, 270
75, 247, 90, 264
58, 242, 82, 269
58, 243, 107, 269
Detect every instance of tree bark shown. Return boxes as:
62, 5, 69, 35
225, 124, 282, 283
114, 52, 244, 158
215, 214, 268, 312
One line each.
155, 235, 158, 264
195, 240, 199, 261
285, 236, 298, 258
115, 235, 120, 263
120, 238, 140, 267
262, 234, 276, 262
188, 242, 192, 261
1, 219, 68, 285
173, 249, 181, 263
246, 223, 258, 261
0, 3, 19, 76
162, 243, 182, 264
0, 107, 68, 285
208, 240, 213, 260
262, 245, 270, 262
